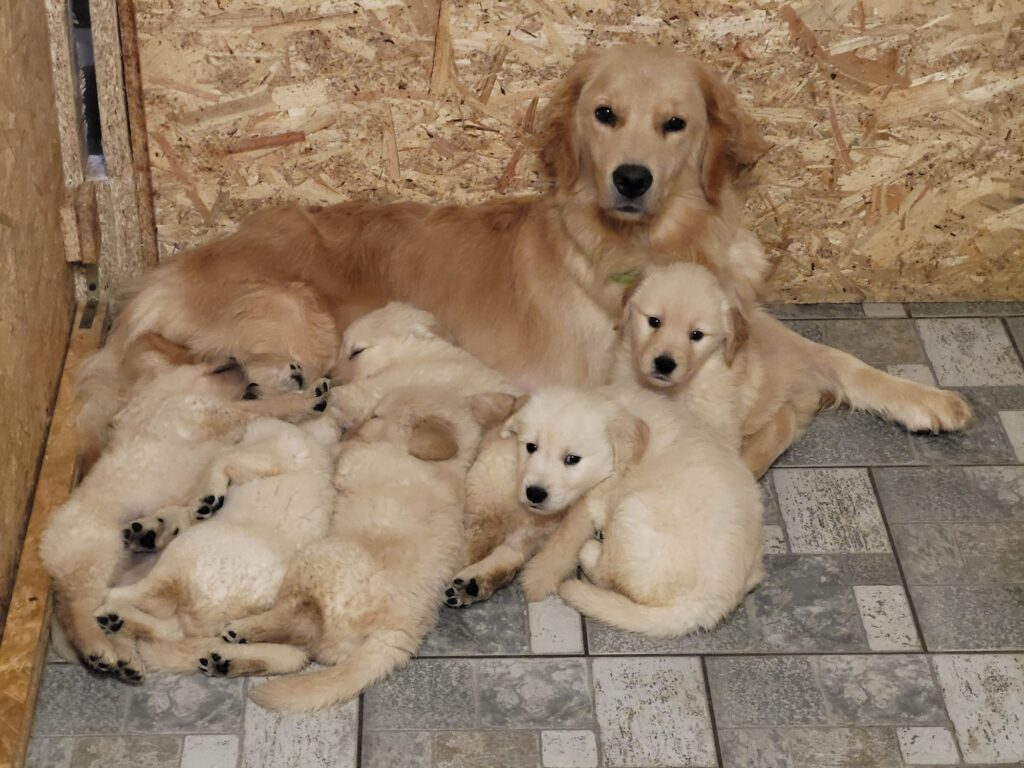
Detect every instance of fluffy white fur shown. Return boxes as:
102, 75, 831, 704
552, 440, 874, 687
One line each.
507, 386, 764, 637
89, 416, 340, 676
201, 386, 515, 711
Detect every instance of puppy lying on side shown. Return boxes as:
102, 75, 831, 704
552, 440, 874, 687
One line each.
203, 386, 515, 712
90, 416, 339, 676
616, 262, 974, 477
508, 387, 764, 637
41, 333, 329, 679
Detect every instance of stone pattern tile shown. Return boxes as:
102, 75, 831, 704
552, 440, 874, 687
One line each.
25, 304, 1024, 768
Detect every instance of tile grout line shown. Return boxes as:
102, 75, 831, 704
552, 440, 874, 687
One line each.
866, 469, 928, 654
355, 693, 364, 768
1002, 316, 1024, 368
699, 656, 725, 768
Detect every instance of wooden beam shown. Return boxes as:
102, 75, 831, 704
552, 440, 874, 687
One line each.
0, 304, 107, 768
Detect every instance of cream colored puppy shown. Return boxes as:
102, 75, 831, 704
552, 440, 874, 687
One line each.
507, 386, 764, 637
41, 333, 330, 680
200, 386, 516, 712
616, 262, 973, 477
90, 416, 339, 675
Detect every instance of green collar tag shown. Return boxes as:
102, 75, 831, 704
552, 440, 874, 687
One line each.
609, 268, 642, 287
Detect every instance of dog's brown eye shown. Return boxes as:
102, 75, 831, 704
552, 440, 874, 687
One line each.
595, 106, 616, 126
526, 442, 538, 454
689, 329, 704, 341
648, 316, 661, 329
663, 116, 686, 133
564, 454, 581, 466
348, 347, 365, 360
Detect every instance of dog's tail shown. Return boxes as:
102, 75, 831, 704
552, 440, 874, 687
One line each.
808, 339, 973, 434
248, 630, 413, 712
137, 638, 223, 673
559, 580, 733, 638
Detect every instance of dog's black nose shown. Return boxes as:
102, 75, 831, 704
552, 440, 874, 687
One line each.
653, 355, 677, 375
612, 164, 653, 199
525, 485, 548, 504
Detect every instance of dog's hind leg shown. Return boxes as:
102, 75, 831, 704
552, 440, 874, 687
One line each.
122, 505, 194, 552
740, 405, 798, 479
191, 447, 286, 519
94, 603, 184, 642
813, 343, 973, 433
199, 643, 311, 678
221, 600, 319, 647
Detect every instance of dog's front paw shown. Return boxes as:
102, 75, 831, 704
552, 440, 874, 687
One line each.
221, 626, 247, 644
243, 382, 261, 400
311, 377, 331, 412
198, 651, 232, 677
443, 576, 490, 608
122, 515, 179, 552
288, 363, 305, 390
95, 611, 124, 635
194, 494, 225, 520
518, 568, 563, 603
906, 389, 974, 433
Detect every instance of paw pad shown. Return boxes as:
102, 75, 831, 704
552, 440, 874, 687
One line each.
96, 613, 124, 634
289, 363, 305, 390
195, 495, 225, 519
243, 382, 261, 400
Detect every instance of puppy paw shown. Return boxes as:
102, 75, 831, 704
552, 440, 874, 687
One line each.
122, 515, 179, 552
116, 659, 144, 683
908, 389, 974, 433
221, 626, 247, 644
288, 363, 305, 390
198, 651, 232, 677
518, 569, 563, 603
84, 649, 117, 674
194, 494, 225, 520
443, 576, 489, 608
95, 612, 124, 635
243, 382, 261, 400
311, 377, 332, 412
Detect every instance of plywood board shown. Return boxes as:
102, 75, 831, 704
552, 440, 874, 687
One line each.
131, 0, 1022, 302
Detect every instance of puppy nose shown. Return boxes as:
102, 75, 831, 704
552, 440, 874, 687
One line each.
525, 485, 548, 504
654, 355, 677, 375
612, 164, 653, 199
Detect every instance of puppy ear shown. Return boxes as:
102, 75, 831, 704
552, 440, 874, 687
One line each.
696, 64, 769, 207
408, 416, 459, 462
607, 411, 650, 474
499, 394, 530, 439
540, 51, 598, 188
470, 392, 518, 428
723, 303, 750, 367
124, 332, 197, 381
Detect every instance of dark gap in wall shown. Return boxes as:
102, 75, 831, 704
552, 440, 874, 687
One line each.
70, 0, 107, 176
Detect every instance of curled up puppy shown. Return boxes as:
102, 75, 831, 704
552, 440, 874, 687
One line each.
505, 386, 764, 637
205, 386, 516, 711
41, 332, 330, 680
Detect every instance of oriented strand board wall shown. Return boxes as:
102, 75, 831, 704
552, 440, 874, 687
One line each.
0, 3, 75, 624
133, 0, 1022, 302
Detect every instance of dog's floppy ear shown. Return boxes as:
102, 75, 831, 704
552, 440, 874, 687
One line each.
722, 302, 750, 367
408, 416, 459, 461
540, 51, 598, 189
499, 394, 530, 439
470, 392, 518, 429
696, 64, 769, 207
607, 411, 650, 474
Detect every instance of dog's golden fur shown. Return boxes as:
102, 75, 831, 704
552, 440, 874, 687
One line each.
77, 45, 768, 452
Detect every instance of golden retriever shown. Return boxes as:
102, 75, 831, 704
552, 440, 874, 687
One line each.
500, 386, 764, 636
77, 44, 768, 452
41, 333, 330, 680
615, 262, 974, 477
203, 386, 515, 712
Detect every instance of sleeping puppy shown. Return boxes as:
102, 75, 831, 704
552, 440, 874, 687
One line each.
41, 332, 330, 680
615, 262, 974, 477
507, 387, 764, 637
89, 416, 340, 676
200, 386, 516, 712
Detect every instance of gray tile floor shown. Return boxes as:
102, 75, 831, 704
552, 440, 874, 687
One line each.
28, 303, 1024, 767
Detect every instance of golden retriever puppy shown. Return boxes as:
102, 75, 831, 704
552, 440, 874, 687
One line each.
88, 416, 339, 676
616, 263, 974, 478
76, 44, 769, 454
41, 333, 330, 680
198, 386, 516, 712
504, 387, 763, 637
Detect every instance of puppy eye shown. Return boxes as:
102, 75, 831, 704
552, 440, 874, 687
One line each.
526, 442, 538, 454
564, 454, 581, 466
348, 347, 366, 360
663, 116, 687, 133
648, 316, 661, 329
689, 329, 705, 341
594, 106, 617, 126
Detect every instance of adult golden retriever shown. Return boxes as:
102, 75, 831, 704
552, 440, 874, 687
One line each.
78, 44, 966, 460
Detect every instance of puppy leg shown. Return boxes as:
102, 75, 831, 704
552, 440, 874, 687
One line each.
519, 498, 606, 602
578, 539, 611, 588
94, 603, 184, 642
199, 643, 310, 678
230, 378, 333, 422
814, 343, 973, 433
446, 542, 527, 608
193, 448, 284, 519
122, 505, 193, 552
222, 601, 319, 647
740, 406, 798, 479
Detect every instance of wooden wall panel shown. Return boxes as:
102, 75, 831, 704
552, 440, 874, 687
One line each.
129, 0, 1022, 302
0, 1, 76, 627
